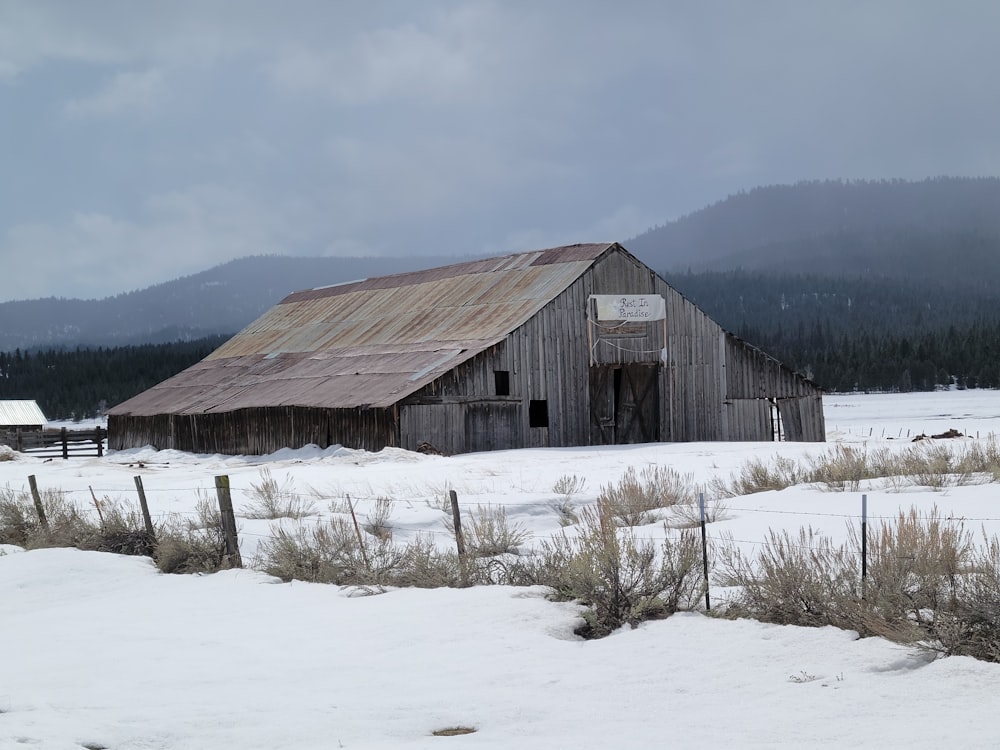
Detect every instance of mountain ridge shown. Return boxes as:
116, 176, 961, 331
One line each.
5, 176, 1000, 352
0, 254, 469, 351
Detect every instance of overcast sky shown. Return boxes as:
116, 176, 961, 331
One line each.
2, 1, 999, 302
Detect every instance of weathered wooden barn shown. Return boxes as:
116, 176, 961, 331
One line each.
108, 243, 824, 455
0, 400, 47, 432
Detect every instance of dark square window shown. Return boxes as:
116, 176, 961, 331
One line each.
529, 399, 549, 428
494, 370, 510, 396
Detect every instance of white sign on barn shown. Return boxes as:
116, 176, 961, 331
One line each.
590, 295, 666, 321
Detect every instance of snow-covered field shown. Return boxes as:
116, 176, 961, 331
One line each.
4, 390, 1000, 749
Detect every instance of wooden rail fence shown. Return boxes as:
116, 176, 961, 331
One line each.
1, 427, 106, 459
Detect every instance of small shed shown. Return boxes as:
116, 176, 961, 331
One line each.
108, 243, 825, 455
0, 400, 47, 432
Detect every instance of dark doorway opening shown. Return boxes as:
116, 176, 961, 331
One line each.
529, 399, 549, 428
494, 370, 511, 396
589, 364, 659, 444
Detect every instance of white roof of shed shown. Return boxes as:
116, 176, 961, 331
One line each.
0, 400, 48, 426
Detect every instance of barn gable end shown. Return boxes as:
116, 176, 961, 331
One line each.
108, 244, 824, 455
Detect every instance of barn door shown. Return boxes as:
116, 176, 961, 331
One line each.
590, 364, 660, 445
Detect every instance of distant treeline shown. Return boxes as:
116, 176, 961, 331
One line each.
0, 337, 229, 421
667, 270, 1000, 393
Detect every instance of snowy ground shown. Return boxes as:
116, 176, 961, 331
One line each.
4, 390, 1000, 748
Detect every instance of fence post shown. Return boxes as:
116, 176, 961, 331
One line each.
95, 426, 104, 458
449, 490, 469, 586
89, 486, 105, 527
700, 492, 711, 611
861, 494, 868, 587
214, 475, 242, 568
16, 428, 23, 453
133, 475, 156, 540
346, 495, 371, 571
61, 427, 68, 460
28, 475, 49, 531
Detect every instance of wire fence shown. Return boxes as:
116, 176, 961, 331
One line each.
12, 469, 1000, 555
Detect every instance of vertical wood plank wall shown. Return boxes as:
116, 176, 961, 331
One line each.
109, 406, 396, 454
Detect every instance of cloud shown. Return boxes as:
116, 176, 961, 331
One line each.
4, 1, 1000, 304
264, 5, 495, 105
64, 68, 166, 118
1, 182, 294, 300
485, 204, 657, 258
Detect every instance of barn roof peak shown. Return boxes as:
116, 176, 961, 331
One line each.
284, 242, 620, 304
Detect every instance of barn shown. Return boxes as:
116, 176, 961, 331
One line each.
0, 400, 47, 432
107, 243, 824, 455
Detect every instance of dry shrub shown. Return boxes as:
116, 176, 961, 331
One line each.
552, 474, 586, 496
154, 497, 229, 574
258, 518, 464, 589
929, 535, 1000, 661
670, 495, 730, 528
79, 497, 156, 557
0, 446, 17, 462
532, 499, 704, 638
600, 465, 696, 526
394, 534, 463, 588
855, 506, 972, 630
14, 488, 93, 550
0, 485, 155, 558
463, 504, 529, 557
806, 445, 876, 492
896, 443, 963, 489
363, 497, 394, 541
550, 498, 580, 527
551, 474, 586, 527
242, 468, 317, 520
717, 506, 1000, 659
717, 527, 860, 629
0, 487, 36, 546
258, 517, 374, 585
710, 455, 802, 498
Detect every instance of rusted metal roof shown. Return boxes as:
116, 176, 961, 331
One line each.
0, 400, 47, 426
110, 243, 616, 416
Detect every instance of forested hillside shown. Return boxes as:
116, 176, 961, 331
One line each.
0, 254, 462, 351
666, 270, 1000, 393
630, 177, 1000, 272
636, 177, 1000, 394
0, 337, 228, 420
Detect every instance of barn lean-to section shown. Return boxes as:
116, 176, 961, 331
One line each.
108, 243, 824, 455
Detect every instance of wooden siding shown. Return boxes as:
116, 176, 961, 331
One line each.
724, 399, 774, 441
724, 333, 817, 399
109, 406, 396, 455
778, 395, 826, 442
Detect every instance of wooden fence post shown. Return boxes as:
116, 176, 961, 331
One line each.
133, 475, 156, 540
60, 427, 68, 460
699, 493, 711, 611
28, 475, 49, 531
346, 495, 371, 571
95, 426, 104, 458
449, 490, 469, 586
214, 475, 242, 568
861, 494, 868, 595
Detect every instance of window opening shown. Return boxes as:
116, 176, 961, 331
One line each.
529, 399, 549, 428
494, 370, 510, 396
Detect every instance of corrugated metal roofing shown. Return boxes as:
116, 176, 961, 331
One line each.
0, 400, 47, 426
110, 243, 616, 416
